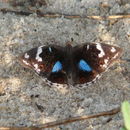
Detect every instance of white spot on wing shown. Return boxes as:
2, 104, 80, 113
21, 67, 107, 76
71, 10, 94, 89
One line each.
99, 57, 110, 68
104, 59, 108, 64
102, 59, 109, 68
113, 53, 119, 59
22, 59, 30, 65
96, 43, 105, 58
87, 45, 89, 50
33, 63, 38, 69
33, 63, 41, 73
24, 53, 29, 59
111, 47, 116, 53
36, 46, 43, 62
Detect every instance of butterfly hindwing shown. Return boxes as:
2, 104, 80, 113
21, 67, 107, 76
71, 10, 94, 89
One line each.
19, 45, 67, 84
72, 43, 123, 85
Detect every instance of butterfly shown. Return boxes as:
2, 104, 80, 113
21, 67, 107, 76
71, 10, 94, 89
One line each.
18, 42, 123, 87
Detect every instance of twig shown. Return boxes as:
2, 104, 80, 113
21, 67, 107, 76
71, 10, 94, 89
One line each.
0, 127, 41, 130
39, 107, 120, 128
1, 8, 130, 20
0, 8, 32, 16
0, 107, 120, 129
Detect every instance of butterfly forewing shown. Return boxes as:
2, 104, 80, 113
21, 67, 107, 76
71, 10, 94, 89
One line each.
19, 45, 68, 84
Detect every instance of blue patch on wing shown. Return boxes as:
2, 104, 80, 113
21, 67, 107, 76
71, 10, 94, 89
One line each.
78, 59, 92, 72
52, 61, 62, 73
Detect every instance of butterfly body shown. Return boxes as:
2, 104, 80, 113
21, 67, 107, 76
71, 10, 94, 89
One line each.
19, 42, 123, 87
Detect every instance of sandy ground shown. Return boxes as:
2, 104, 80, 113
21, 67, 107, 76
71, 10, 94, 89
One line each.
0, 0, 130, 129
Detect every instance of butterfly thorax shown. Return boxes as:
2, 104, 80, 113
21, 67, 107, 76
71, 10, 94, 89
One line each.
64, 44, 75, 85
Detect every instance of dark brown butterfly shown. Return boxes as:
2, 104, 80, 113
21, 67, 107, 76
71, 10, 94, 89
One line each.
19, 42, 123, 87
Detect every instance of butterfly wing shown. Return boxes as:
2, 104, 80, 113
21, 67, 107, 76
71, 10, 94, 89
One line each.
19, 45, 67, 85
72, 42, 123, 85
